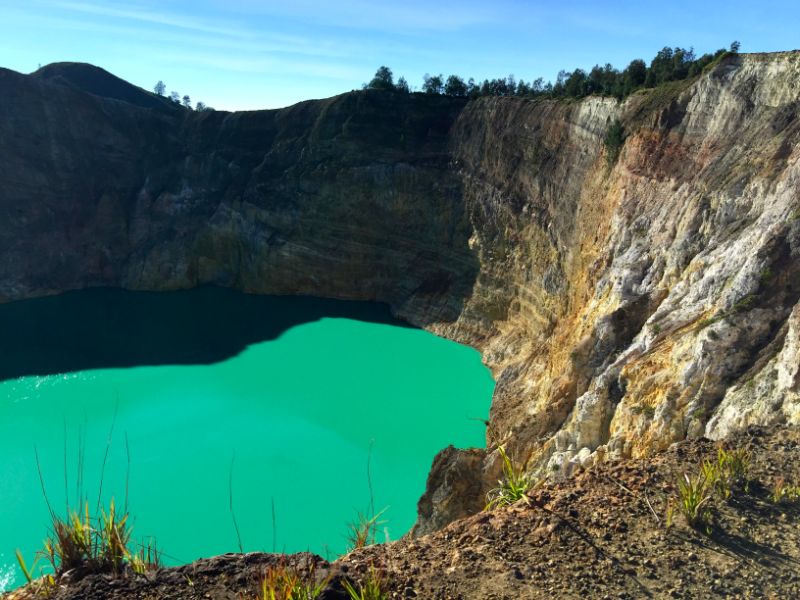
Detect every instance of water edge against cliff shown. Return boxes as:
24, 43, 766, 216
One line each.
0, 288, 494, 590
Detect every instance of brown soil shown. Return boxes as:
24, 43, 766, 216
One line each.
7, 426, 800, 600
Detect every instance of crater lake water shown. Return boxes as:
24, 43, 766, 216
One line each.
0, 288, 494, 590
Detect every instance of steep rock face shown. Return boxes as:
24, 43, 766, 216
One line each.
423, 51, 800, 528
1, 54, 799, 533
0, 64, 474, 325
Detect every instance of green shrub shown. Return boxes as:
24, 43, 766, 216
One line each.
604, 119, 626, 166
485, 446, 533, 510
698, 315, 720, 329
733, 295, 755, 312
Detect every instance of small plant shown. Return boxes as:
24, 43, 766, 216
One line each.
714, 447, 751, 495
345, 509, 387, 551
485, 445, 533, 510
252, 563, 327, 600
665, 498, 675, 530
771, 478, 800, 504
15, 550, 36, 585
676, 471, 714, 532
98, 499, 133, 574
44, 503, 95, 574
733, 295, 755, 312
698, 315, 720, 329
342, 566, 389, 600
19, 499, 159, 585
699, 459, 721, 496
604, 119, 626, 166
14, 550, 56, 597
15, 551, 57, 598
130, 538, 162, 575
671, 446, 751, 533
699, 446, 751, 501
631, 404, 656, 419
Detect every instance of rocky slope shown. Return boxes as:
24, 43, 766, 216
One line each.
1, 53, 799, 535
433, 51, 800, 528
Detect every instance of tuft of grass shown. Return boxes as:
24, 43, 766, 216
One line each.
14, 550, 56, 598
342, 566, 389, 600
713, 447, 750, 496
485, 445, 533, 510
671, 446, 751, 533
130, 538, 162, 575
14, 549, 57, 597
250, 562, 327, 600
345, 509, 387, 552
665, 499, 675, 530
19, 499, 160, 585
675, 471, 714, 532
98, 499, 133, 575
697, 447, 751, 501
771, 478, 800, 504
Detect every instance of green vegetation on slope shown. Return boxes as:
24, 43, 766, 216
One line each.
364, 41, 740, 101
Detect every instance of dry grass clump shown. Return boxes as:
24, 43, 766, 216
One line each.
245, 562, 327, 600
17, 499, 161, 588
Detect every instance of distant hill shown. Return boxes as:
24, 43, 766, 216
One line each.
31, 62, 178, 112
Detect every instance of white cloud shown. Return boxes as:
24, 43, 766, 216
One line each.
16, 9, 355, 59
215, 0, 503, 33
43, 0, 250, 38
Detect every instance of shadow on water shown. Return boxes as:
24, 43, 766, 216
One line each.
0, 286, 411, 381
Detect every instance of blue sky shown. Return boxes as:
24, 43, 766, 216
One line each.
1, 0, 798, 111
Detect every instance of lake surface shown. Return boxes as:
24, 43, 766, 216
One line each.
0, 288, 493, 590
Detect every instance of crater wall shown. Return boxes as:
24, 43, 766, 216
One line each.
2, 53, 799, 533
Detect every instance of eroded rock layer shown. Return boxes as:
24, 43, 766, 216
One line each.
1, 53, 799, 533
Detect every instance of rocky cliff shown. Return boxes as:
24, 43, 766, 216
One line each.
1, 53, 799, 533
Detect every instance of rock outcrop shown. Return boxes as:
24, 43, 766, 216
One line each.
1, 53, 799, 533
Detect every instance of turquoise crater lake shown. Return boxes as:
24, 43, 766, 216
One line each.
0, 288, 493, 590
